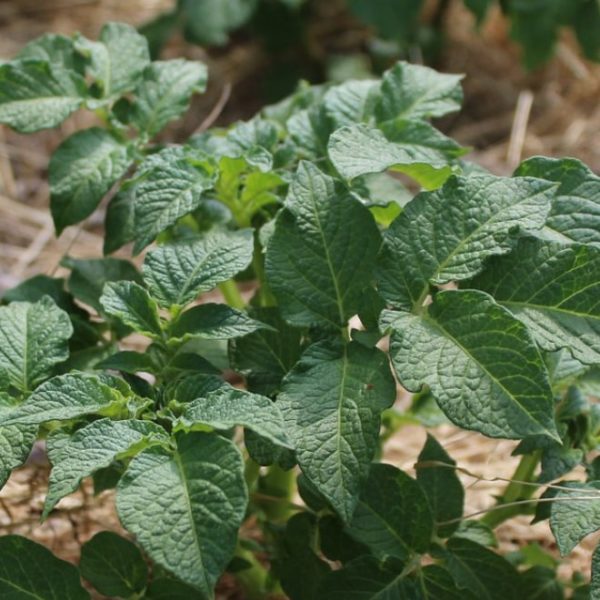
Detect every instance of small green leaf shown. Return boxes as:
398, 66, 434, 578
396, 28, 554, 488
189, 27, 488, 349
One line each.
471, 238, 600, 365
416, 434, 464, 537
0, 424, 37, 488
266, 162, 381, 329
1, 373, 129, 426
521, 566, 564, 600
116, 431, 248, 595
64, 256, 142, 313
75, 22, 150, 97
0, 296, 72, 392
100, 281, 163, 339
169, 304, 270, 342
0, 535, 90, 599
49, 128, 131, 234
515, 156, 600, 247
348, 463, 434, 559
44, 418, 168, 517
453, 520, 498, 548
322, 79, 379, 128
179, 387, 291, 448
0, 59, 85, 132
550, 481, 600, 555
375, 61, 464, 123
592, 543, 600, 599
97, 351, 156, 374
143, 229, 253, 308
104, 185, 136, 254
130, 59, 208, 137
132, 158, 216, 253
279, 341, 395, 521
80, 532, 148, 598
377, 174, 556, 310
444, 538, 521, 600
385, 290, 558, 440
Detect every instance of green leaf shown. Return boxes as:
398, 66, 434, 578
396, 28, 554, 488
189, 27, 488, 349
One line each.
470, 238, 600, 366
179, 0, 257, 46
416, 434, 464, 537
100, 281, 163, 339
347, 0, 423, 41
444, 538, 520, 600
146, 576, 204, 600
322, 79, 379, 128
104, 185, 136, 254
143, 229, 253, 308
169, 304, 270, 342
521, 566, 564, 600
132, 158, 216, 253
385, 290, 558, 440
1, 373, 129, 426
375, 61, 464, 123
63, 256, 142, 313
0, 424, 37, 488
0, 59, 85, 132
0, 296, 72, 392
348, 463, 433, 559
116, 431, 248, 595
377, 174, 556, 310
592, 543, 600, 600
130, 59, 208, 137
279, 341, 395, 521
44, 418, 168, 517
229, 307, 303, 395
328, 122, 464, 188
75, 22, 150, 97
0, 535, 90, 599
178, 387, 291, 447
96, 351, 156, 374
514, 157, 600, 247
550, 481, 600, 555
453, 520, 498, 547
80, 532, 147, 598
18, 33, 80, 78
49, 128, 131, 234
265, 162, 381, 329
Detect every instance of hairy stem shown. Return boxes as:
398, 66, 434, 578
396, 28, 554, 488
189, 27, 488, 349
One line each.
259, 465, 296, 522
218, 279, 245, 309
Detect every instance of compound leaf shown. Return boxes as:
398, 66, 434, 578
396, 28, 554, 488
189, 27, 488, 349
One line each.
116, 431, 247, 596
385, 290, 558, 440
143, 229, 253, 308
279, 340, 395, 521
471, 238, 600, 365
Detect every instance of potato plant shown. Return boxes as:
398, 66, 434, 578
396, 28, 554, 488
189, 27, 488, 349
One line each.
0, 22, 600, 599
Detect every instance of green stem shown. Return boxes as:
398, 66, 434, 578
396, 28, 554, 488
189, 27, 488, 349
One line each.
252, 243, 276, 307
259, 466, 296, 522
480, 451, 541, 528
233, 541, 269, 600
219, 279, 245, 309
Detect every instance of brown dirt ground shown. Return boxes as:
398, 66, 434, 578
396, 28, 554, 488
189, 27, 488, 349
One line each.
0, 0, 599, 597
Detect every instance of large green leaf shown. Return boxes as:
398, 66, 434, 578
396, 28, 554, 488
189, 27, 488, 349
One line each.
132, 158, 216, 253
0, 296, 72, 392
80, 532, 147, 599
100, 281, 163, 339
443, 538, 520, 600
328, 122, 464, 188
322, 79, 379, 128
385, 290, 558, 440
279, 341, 395, 521
348, 464, 434, 559
75, 22, 150, 97
377, 174, 556, 310
130, 59, 207, 137
143, 229, 253, 308
44, 419, 168, 517
515, 156, 600, 247
0, 59, 85, 132
470, 238, 600, 365
178, 387, 291, 448
265, 162, 381, 329
416, 434, 464, 537
375, 61, 464, 123
116, 431, 247, 595
1, 373, 129, 426
0, 535, 90, 599
168, 304, 270, 342
49, 128, 131, 234
550, 481, 600, 555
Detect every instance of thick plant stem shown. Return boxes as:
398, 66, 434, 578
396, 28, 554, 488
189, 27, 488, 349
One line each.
480, 451, 541, 529
260, 465, 296, 522
234, 540, 269, 600
219, 279, 245, 309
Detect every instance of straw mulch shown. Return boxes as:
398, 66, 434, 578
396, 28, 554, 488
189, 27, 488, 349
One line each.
0, 0, 599, 597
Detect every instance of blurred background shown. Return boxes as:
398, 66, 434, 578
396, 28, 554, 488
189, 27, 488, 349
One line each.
0, 1, 598, 596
